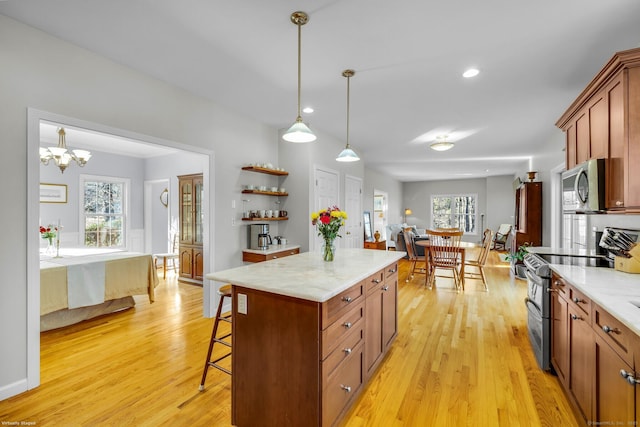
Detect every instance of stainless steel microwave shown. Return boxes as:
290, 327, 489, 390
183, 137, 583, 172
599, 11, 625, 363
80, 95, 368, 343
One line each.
562, 158, 606, 213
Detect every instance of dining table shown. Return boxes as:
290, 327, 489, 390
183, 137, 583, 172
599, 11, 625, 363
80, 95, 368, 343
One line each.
415, 239, 478, 287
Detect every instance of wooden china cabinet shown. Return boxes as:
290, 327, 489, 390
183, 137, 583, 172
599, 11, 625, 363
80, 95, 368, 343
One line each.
178, 173, 204, 285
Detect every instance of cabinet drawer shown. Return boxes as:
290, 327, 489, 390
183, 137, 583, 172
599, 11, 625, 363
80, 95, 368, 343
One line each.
551, 273, 569, 298
266, 247, 299, 260
321, 323, 363, 378
384, 262, 399, 282
322, 282, 364, 328
322, 301, 364, 358
593, 304, 633, 366
322, 342, 363, 427
365, 269, 385, 294
569, 286, 591, 319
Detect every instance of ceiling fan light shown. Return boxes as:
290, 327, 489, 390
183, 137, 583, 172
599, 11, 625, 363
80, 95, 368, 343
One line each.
282, 118, 317, 143
336, 146, 360, 162
430, 141, 455, 151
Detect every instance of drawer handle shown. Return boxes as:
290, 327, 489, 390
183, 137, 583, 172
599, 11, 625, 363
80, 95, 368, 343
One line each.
388, 268, 397, 273
546, 288, 557, 293
620, 369, 639, 385
340, 385, 352, 393
554, 280, 565, 287
616, 200, 623, 206
602, 325, 619, 334
382, 285, 389, 291
343, 348, 352, 355
273, 256, 278, 258
342, 296, 353, 303
290, 252, 296, 255
343, 322, 352, 329
570, 314, 582, 321
572, 297, 584, 304
372, 278, 381, 284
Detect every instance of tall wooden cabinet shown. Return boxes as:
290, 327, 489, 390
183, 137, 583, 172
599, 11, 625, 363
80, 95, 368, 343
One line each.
514, 181, 542, 248
178, 173, 204, 285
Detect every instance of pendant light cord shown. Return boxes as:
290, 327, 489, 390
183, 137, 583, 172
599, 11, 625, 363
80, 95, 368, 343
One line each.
296, 21, 302, 120
346, 74, 350, 147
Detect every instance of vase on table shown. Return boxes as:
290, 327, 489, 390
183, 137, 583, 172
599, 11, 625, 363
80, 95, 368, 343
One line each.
322, 238, 336, 262
374, 230, 381, 242
44, 238, 55, 256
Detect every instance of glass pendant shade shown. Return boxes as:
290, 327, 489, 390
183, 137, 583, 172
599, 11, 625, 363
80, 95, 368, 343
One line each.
430, 140, 455, 151
336, 145, 360, 162
283, 117, 316, 143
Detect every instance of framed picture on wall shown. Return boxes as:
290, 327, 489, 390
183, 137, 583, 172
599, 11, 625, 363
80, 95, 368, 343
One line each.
40, 183, 67, 203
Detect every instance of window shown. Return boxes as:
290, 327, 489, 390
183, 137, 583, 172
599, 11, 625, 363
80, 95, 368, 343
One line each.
431, 194, 477, 234
82, 175, 128, 247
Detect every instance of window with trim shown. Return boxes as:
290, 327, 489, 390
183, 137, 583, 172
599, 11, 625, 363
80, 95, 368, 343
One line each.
82, 176, 128, 247
431, 194, 477, 234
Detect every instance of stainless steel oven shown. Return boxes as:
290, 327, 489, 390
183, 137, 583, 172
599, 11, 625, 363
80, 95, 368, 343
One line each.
523, 253, 551, 370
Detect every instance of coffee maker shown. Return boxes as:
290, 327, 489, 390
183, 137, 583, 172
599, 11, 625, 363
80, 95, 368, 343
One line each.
248, 223, 271, 249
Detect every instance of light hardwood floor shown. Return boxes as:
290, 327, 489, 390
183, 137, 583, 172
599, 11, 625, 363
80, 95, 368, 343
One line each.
0, 251, 579, 426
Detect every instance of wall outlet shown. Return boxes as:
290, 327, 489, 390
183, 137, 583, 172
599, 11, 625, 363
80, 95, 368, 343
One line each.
237, 293, 247, 315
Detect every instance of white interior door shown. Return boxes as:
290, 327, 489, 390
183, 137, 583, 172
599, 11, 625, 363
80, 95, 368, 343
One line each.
344, 175, 363, 249
313, 167, 339, 251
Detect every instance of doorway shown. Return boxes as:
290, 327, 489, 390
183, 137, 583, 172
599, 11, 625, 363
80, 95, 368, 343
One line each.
27, 108, 214, 390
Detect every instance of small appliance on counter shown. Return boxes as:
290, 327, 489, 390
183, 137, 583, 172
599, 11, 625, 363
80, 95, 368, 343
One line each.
248, 223, 272, 250
598, 226, 640, 271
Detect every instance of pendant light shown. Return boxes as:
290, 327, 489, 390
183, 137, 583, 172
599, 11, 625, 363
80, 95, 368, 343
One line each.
336, 69, 360, 162
282, 11, 316, 143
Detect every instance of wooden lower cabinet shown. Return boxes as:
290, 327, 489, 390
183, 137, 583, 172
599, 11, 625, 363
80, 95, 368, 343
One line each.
242, 247, 300, 263
178, 246, 203, 284
232, 260, 398, 427
551, 272, 640, 425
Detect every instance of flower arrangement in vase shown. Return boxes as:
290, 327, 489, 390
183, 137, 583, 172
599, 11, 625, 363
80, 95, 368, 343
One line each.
311, 206, 348, 261
39, 225, 58, 256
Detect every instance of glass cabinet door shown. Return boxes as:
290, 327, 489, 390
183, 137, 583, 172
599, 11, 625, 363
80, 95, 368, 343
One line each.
180, 180, 193, 244
194, 176, 204, 245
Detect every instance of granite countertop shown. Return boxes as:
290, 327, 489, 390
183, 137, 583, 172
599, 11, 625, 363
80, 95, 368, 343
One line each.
206, 248, 406, 302
242, 244, 301, 255
549, 264, 640, 336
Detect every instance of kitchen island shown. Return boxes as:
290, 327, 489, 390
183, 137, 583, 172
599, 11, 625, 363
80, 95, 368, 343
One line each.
206, 248, 405, 427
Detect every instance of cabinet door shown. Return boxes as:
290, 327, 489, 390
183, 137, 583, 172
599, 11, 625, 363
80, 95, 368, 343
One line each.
594, 335, 635, 424
193, 176, 204, 245
179, 178, 194, 245
607, 74, 626, 209
568, 306, 593, 421
551, 291, 569, 385
194, 247, 204, 281
365, 288, 383, 375
576, 111, 590, 165
566, 123, 577, 169
627, 67, 640, 209
179, 247, 193, 279
589, 93, 608, 160
382, 276, 397, 349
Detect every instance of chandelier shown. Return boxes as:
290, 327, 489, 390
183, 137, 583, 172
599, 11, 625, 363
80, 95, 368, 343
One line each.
40, 128, 92, 173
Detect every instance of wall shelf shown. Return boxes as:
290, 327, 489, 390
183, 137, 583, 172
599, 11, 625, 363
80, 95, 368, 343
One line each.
241, 217, 288, 221
242, 190, 288, 196
241, 166, 288, 176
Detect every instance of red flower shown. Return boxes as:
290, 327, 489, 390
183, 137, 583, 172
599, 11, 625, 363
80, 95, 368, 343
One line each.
320, 215, 331, 225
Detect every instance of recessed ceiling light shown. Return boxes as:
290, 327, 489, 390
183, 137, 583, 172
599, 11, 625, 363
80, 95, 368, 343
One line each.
463, 68, 479, 78
302, 107, 314, 114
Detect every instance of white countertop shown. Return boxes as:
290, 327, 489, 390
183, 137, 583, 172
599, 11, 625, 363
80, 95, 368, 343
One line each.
206, 248, 406, 302
549, 264, 640, 336
242, 244, 300, 255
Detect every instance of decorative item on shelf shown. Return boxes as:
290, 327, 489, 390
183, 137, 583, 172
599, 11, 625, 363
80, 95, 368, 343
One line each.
374, 230, 381, 242
311, 206, 348, 262
336, 69, 360, 162
430, 135, 454, 152
282, 11, 316, 143
40, 128, 92, 173
39, 224, 58, 256
403, 208, 412, 223
527, 171, 537, 182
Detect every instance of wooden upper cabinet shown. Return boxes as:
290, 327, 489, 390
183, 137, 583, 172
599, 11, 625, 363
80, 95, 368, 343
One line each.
556, 47, 640, 213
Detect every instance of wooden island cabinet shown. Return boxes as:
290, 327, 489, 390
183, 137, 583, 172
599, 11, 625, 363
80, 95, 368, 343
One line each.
206, 249, 404, 427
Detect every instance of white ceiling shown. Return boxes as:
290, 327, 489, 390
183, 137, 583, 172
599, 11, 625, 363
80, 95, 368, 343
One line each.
4, 0, 640, 181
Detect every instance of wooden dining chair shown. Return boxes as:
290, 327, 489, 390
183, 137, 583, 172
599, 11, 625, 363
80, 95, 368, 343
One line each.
464, 229, 493, 291
402, 228, 427, 283
425, 228, 463, 291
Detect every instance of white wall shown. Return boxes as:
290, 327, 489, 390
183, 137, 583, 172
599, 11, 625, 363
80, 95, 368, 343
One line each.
0, 15, 280, 399
364, 169, 404, 226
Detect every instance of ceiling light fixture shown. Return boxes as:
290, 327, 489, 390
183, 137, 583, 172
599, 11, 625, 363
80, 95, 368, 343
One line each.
39, 127, 92, 173
463, 68, 479, 78
336, 69, 360, 162
282, 11, 316, 143
430, 135, 454, 151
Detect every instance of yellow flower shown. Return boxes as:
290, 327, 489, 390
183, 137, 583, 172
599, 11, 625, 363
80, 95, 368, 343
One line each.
330, 211, 340, 218
341, 211, 348, 219
311, 212, 319, 220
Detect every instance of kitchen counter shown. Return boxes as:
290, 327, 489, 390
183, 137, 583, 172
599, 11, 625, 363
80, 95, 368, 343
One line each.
242, 243, 300, 255
206, 248, 406, 302
549, 264, 640, 336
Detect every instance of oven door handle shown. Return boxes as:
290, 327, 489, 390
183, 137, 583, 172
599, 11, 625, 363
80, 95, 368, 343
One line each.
524, 269, 546, 287
524, 297, 543, 318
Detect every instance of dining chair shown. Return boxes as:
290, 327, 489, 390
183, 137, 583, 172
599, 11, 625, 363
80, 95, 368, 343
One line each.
153, 232, 180, 279
464, 229, 493, 291
425, 228, 464, 291
402, 228, 427, 283
492, 223, 512, 251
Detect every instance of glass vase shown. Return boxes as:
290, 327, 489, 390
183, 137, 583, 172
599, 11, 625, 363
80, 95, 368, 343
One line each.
322, 239, 336, 262
45, 239, 56, 256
